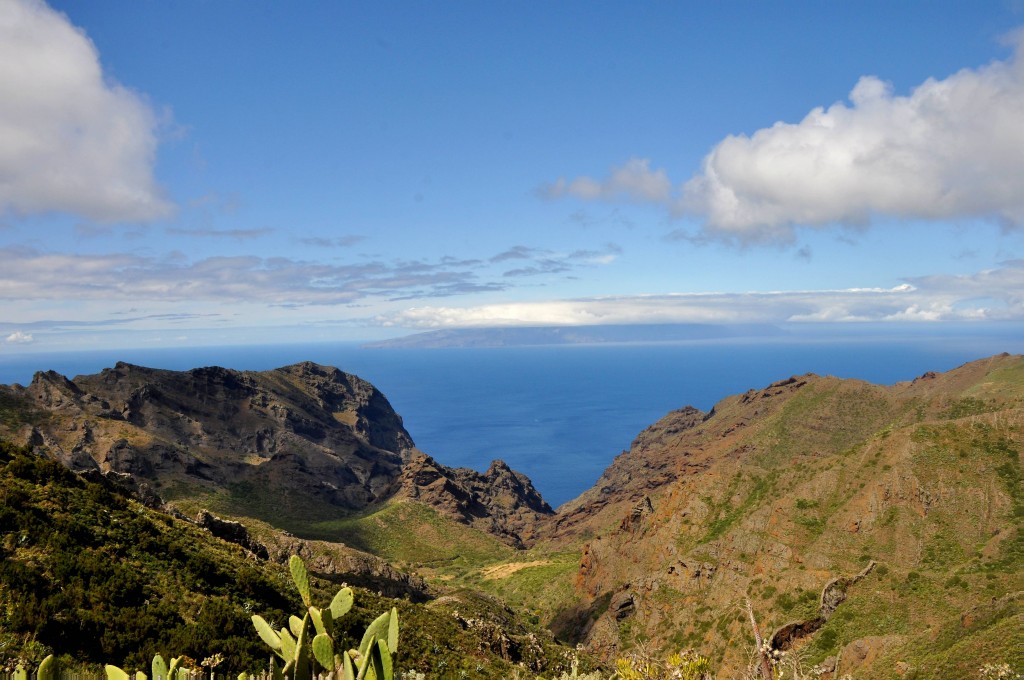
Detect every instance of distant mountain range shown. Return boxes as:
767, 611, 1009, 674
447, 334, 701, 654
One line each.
363, 323, 785, 348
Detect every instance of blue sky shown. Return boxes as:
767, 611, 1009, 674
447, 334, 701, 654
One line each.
2, 0, 1024, 352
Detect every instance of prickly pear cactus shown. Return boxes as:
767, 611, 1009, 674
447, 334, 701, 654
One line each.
152, 654, 168, 680
104, 664, 131, 680
106, 654, 190, 680
37, 655, 58, 680
251, 555, 399, 680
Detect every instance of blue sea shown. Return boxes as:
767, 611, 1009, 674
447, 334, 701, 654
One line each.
1, 329, 1021, 507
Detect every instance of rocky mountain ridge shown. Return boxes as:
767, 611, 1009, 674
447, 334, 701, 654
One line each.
0, 361, 548, 546
0, 440, 582, 678
4, 361, 413, 508
539, 353, 1023, 677
390, 452, 553, 548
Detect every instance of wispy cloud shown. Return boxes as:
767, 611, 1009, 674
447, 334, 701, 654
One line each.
493, 243, 622, 277
490, 246, 542, 263
0, 246, 501, 306
503, 261, 573, 278
542, 158, 672, 203
0, 313, 225, 342
376, 261, 1024, 328
545, 31, 1024, 244
298, 235, 366, 248
569, 245, 623, 265
0, 236, 624, 317
167, 227, 273, 240
0, 0, 173, 223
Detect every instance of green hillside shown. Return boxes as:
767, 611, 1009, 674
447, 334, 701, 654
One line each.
0, 441, 587, 678
522, 356, 1024, 677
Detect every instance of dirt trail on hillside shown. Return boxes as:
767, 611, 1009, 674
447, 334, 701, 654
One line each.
481, 560, 551, 580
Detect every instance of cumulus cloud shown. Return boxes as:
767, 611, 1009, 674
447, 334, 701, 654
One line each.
5, 330, 33, 344
547, 32, 1024, 243
543, 158, 672, 203
684, 32, 1024, 240
0, 0, 173, 222
377, 261, 1024, 328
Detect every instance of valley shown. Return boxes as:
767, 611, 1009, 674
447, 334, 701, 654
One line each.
1, 354, 1021, 678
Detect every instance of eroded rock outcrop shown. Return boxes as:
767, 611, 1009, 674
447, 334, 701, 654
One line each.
195, 509, 270, 559
769, 560, 877, 651
391, 452, 554, 547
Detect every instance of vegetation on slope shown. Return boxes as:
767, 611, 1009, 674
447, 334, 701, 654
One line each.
3, 355, 1022, 679
0, 441, 293, 669
283, 500, 516, 568
0, 441, 589, 678
527, 356, 1024, 677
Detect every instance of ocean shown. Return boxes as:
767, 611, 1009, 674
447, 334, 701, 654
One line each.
1, 331, 1021, 507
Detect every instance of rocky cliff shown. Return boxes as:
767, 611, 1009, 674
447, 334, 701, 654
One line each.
390, 452, 553, 547
1, 361, 415, 511
0, 361, 551, 546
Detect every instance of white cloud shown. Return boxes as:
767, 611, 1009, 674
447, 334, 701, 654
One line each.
0, 246, 501, 305
682, 30, 1024, 241
377, 261, 1024, 328
5, 330, 33, 344
0, 240, 624, 318
546, 32, 1024, 243
497, 243, 621, 277
543, 158, 672, 203
0, 0, 173, 222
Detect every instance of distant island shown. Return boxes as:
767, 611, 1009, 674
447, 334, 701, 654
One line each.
363, 323, 785, 348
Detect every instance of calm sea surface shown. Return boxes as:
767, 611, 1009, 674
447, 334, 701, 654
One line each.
2, 332, 1021, 507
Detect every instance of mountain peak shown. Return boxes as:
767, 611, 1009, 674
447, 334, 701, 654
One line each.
542, 353, 1024, 674
5, 362, 417, 514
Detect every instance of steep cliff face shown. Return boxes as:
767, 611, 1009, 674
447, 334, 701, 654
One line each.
391, 452, 554, 547
0, 361, 552, 545
1, 361, 417, 511
544, 405, 708, 541
543, 354, 1024, 677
